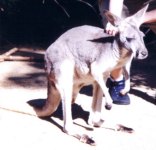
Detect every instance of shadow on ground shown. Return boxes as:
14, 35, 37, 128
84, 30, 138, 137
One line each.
130, 89, 156, 104
28, 98, 90, 125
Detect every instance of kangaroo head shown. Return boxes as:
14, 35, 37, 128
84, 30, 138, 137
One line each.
103, 4, 149, 60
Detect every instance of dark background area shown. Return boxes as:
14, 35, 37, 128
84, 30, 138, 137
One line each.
0, 0, 101, 50
0, 0, 156, 50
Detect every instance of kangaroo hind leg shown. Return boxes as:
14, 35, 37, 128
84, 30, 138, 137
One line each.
34, 75, 61, 117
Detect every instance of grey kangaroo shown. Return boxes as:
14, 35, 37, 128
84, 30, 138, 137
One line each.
34, 5, 148, 145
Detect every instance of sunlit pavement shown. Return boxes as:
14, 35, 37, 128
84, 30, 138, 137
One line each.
0, 59, 156, 150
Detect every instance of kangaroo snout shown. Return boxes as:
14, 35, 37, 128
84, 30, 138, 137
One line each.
136, 49, 148, 59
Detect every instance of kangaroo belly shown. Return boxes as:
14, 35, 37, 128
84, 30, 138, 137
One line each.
74, 67, 95, 86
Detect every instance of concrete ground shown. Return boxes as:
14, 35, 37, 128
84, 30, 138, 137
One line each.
0, 48, 156, 150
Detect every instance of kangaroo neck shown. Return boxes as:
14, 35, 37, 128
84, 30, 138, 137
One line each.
112, 37, 133, 67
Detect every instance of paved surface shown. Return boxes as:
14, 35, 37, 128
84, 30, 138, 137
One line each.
0, 48, 156, 150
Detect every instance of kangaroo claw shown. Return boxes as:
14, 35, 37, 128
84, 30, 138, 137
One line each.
105, 104, 112, 110
80, 134, 96, 146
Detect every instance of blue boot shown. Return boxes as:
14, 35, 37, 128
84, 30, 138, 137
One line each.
107, 78, 130, 105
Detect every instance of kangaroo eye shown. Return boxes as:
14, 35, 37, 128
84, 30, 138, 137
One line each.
126, 37, 135, 42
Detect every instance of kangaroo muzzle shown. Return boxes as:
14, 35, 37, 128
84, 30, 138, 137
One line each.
136, 48, 148, 59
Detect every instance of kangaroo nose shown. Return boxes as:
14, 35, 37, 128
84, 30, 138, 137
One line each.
141, 51, 148, 57
136, 49, 148, 59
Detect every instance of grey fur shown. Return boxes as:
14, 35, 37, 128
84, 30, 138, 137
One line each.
34, 5, 148, 145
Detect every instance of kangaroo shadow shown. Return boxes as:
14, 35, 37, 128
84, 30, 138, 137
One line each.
130, 88, 156, 105
27, 98, 91, 130
80, 85, 93, 96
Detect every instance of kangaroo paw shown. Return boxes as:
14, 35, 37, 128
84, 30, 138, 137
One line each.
79, 134, 96, 146
116, 124, 134, 133
73, 134, 96, 146
105, 103, 112, 110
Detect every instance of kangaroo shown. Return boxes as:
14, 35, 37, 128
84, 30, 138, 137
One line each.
34, 5, 148, 145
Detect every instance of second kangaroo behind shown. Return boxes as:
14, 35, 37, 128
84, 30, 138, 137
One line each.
34, 5, 148, 145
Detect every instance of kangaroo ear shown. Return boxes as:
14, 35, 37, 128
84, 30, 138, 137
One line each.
126, 4, 149, 27
103, 10, 122, 26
